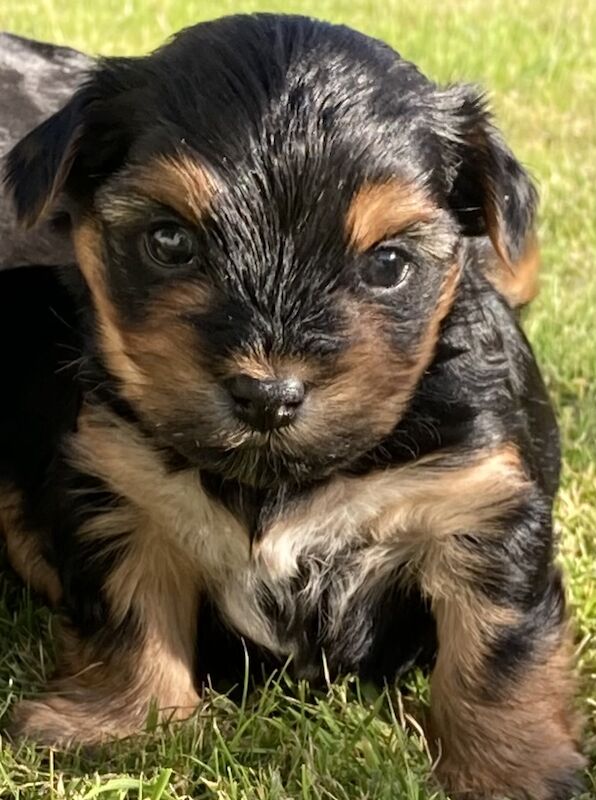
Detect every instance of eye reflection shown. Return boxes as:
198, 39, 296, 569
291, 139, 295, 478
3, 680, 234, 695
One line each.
144, 225, 196, 267
361, 247, 411, 289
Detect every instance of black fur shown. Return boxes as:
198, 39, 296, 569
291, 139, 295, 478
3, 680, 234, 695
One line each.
0, 15, 582, 797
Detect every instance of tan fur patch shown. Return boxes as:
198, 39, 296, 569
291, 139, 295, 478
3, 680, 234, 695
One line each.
73, 220, 215, 419
9, 470, 202, 745
121, 283, 216, 416
371, 445, 525, 537
346, 179, 438, 252
0, 486, 62, 605
323, 307, 422, 431
410, 258, 461, 376
69, 406, 248, 583
488, 232, 541, 307
67, 406, 274, 657
12, 597, 200, 746
224, 350, 300, 383
74, 220, 145, 391
257, 445, 528, 581
119, 154, 217, 223
432, 618, 584, 798
224, 352, 324, 387
58, 535, 199, 740
301, 261, 461, 448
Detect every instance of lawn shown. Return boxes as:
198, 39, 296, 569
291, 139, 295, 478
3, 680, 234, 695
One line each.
0, 0, 594, 797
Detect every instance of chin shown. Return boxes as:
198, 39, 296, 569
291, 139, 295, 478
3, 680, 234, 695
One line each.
164, 426, 371, 488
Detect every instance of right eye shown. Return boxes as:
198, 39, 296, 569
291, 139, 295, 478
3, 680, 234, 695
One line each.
143, 224, 196, 267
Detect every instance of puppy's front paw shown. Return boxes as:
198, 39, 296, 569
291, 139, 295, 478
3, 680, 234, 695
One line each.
438, 746, 586, 800
542, 768, 587, 800
7, 695, 142, 747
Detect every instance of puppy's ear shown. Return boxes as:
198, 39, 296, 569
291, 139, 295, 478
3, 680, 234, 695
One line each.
4, 89, 92, 228
438, 85, 538, 267
4, 64, 134, 229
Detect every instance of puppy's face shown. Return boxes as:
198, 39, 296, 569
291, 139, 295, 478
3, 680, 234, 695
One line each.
79, 162, 459, 486
5, 15, 537, 487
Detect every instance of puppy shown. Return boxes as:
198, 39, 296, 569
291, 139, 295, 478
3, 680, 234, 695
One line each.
1, 14, 584, 799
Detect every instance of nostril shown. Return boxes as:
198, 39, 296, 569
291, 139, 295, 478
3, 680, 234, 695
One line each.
225, 375, 266, 406
230, 391, 251, 409
278, 378, 305, 407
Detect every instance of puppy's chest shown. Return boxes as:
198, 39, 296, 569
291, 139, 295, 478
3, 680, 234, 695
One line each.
203, 479, 413, 660
70, 412, 524, 672
73, 426, 421, 667
140, 468, 411, 662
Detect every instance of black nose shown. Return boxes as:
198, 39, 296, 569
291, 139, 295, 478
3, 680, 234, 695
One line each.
225, 375, 305, 431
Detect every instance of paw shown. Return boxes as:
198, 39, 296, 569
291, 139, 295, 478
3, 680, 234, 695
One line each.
7, 696, 142, 747
438, 747, 586, 800
543, 768, 587, 800
7, 687, 200, 747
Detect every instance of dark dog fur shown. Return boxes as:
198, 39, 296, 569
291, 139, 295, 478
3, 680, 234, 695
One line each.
0, 15, 584, 798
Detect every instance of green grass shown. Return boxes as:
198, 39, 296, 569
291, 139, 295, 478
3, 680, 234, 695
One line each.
0, 0, 595, 797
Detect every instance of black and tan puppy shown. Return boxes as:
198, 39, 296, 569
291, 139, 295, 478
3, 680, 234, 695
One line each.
0, 14, 584, 799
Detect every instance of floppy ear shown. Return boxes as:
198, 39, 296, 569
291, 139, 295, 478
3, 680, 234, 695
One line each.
439, 85, 538, 268
4, 64, 135, 229
3, 90, 91, 228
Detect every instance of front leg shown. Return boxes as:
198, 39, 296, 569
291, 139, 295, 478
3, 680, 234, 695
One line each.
10, 488, 201, 746
425, 524, 585, 799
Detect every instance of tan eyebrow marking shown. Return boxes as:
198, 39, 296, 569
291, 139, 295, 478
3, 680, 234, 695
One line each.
124, 154, 218, 222
346, 179, 438, 252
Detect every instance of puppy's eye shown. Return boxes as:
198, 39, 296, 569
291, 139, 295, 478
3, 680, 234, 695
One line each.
144, 225, 196, 267
361, 247, 412, 289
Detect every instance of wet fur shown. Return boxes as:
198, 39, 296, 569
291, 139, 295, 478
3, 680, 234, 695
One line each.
1, 15, 584, 799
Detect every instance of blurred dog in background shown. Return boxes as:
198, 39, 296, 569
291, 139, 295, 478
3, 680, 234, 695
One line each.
0, 32, 90, 267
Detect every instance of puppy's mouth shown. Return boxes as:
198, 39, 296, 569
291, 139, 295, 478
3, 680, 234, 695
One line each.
162, 428, 325, 487
142, 372, 400, 487
154, 414, 367, 488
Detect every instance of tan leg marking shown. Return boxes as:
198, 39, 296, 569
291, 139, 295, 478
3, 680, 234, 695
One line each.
431, 607, 584, 799
11, 518, 201, 745
0, 486, 61, 605
257, 445, 528, 580
9, 415, 207, 745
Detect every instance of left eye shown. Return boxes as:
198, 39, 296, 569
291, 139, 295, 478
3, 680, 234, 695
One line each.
143, 224, 196, 267
360, 247, 412, 289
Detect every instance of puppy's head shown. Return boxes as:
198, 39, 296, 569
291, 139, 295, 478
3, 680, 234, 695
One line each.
5, 15, 537, 486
